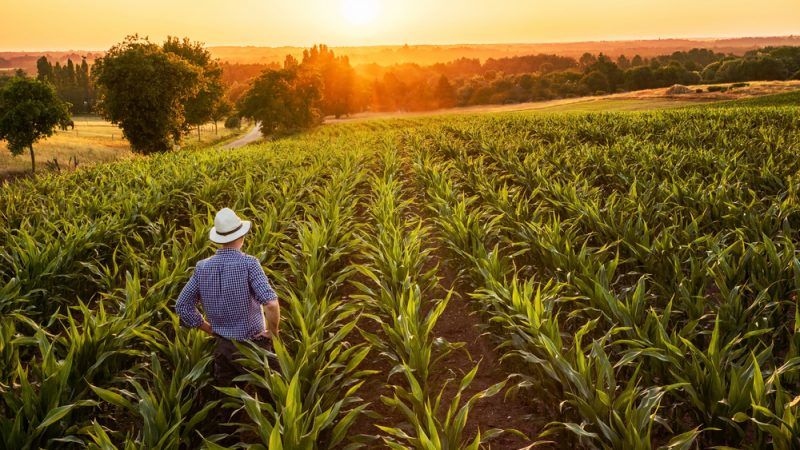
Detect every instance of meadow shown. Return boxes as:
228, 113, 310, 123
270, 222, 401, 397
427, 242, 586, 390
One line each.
1, 99, 800, 449
0, 117, 242, 177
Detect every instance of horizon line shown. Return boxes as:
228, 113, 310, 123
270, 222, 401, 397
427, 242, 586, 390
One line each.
1, 32, 798, 54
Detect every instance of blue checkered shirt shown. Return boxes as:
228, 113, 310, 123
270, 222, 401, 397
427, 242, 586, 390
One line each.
175, 248, 278, 340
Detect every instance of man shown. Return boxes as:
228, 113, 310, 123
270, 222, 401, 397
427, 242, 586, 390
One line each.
176, 207, 281, 385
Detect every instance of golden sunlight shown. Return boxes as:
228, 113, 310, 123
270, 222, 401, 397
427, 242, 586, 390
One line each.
341, 0, 380, 26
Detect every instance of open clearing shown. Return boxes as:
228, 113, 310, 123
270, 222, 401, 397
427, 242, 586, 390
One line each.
0, 116, 244, 177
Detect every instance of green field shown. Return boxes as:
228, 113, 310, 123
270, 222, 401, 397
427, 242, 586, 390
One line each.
2, 104, 800, 448
529, 97, 711, 112
702, 89, 800, 108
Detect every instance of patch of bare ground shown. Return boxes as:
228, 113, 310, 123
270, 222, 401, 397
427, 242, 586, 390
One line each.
428, 246, 547, 450
402, 162, 549, 449
340, 172, 410, 448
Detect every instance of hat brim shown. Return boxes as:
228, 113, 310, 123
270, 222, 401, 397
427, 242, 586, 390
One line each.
210, 220, 251, 244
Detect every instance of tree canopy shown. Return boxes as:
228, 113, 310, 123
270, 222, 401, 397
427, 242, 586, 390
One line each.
92, 35, 202, 153
163, 37, 225, 139
238, 67, 321, 137
0, 77, 71, 172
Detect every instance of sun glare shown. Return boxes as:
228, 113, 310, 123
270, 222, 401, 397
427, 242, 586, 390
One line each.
341, 0, 379, 26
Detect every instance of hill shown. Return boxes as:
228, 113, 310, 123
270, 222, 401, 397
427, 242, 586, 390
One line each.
3, 35, 799, 73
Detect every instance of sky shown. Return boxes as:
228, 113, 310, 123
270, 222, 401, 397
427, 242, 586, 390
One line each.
1, 0, 799, 51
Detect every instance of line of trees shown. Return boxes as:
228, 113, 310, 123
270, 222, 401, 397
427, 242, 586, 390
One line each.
225, 45, 800, 119
36, 57, 95, 114
3, 39, 799, 165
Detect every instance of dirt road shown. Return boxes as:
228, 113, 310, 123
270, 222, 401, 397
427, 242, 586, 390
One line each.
223, 122, 262, 149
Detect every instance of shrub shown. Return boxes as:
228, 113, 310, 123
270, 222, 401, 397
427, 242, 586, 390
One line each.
224, 115, 241, 130
707, 85, 728, 92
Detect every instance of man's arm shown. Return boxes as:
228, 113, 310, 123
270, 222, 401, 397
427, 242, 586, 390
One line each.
248, 257, 280, 337
175, 271, 213, 336
264, 301, 281, 338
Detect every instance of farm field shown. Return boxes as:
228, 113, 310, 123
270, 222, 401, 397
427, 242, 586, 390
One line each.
0, 116, 244, 177
2, 103, 800, 449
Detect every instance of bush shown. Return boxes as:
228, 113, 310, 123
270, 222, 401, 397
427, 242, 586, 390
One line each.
707, 85, 728, 92
730, 82, 750, 88
695, 89, 704, 93
224, 116, 241, 130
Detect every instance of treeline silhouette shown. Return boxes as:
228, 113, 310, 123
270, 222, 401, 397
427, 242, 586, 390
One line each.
35, 57, 95, 114
16, 43, 800, 133
223, 45, 800, 116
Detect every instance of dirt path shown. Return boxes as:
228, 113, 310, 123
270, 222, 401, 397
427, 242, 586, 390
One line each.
223, 122, 263, 149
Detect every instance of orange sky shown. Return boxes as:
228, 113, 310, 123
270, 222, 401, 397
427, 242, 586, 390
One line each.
2, 0, 799, 51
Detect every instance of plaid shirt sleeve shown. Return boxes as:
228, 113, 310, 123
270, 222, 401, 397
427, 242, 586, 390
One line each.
176, 267, 203, 328
248, 257, 278, 304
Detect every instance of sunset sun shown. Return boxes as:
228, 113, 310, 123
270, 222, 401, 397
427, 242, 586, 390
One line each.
341, 0, 379, 26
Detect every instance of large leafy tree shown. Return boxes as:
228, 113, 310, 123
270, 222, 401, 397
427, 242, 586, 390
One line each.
0, 77, 71, 172
301, 44, 357, 118
163, 37, 224, 141
92, 35, 201, 153
238, 67, 321, 137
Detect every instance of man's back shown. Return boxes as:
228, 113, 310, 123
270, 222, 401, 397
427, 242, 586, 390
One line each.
176, 248, 277, 341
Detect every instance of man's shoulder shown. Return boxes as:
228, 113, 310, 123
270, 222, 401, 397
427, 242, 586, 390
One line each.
196, 256, 214, 269
243, 254, 261, 265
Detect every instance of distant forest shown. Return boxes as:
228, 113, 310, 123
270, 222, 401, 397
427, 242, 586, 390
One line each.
5, 44, 800, 117
223, 45, 800, 115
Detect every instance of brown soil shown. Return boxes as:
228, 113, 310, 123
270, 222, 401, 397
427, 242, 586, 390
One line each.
344, 312, 410, 447
344, 157, 551, 449
428, 247, 547, 450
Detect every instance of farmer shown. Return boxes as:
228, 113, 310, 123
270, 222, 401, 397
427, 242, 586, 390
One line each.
175, 207, 281, 385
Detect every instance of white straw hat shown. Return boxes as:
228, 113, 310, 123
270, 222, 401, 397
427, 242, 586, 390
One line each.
209, 208, 252, 244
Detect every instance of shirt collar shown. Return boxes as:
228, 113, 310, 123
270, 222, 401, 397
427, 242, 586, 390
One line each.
216, 248, 242, 255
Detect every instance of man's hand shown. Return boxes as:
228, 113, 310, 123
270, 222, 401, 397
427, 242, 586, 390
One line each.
198, 321, 214, 336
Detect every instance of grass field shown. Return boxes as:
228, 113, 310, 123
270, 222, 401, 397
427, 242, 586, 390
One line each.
0, 116, 243, 176
701, 89, 800, 108
2, 101, 800, 448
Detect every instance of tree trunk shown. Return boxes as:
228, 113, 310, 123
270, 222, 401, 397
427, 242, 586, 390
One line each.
197, 125, 201, 142
214, 121, 218, 135
29, 145, 35, 173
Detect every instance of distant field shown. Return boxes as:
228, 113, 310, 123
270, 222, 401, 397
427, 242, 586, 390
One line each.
0, 116, 243, 175
328, 81, 800, 124
701, 90, 800, 108
529, 97, 708, 112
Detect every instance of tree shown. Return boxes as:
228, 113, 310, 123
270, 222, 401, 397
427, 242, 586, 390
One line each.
36, 57, 53, 82
238, 67, 321, 137
210, 99, 232, 135
0, 78, 71, 172
624, 66, 656, 90
93, 35, 201, 153
581, 70, 610, 94
434, 75, 457, 108
301, 45, 356, 118
163, 37, 224, 141
579, 52, 597, 69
